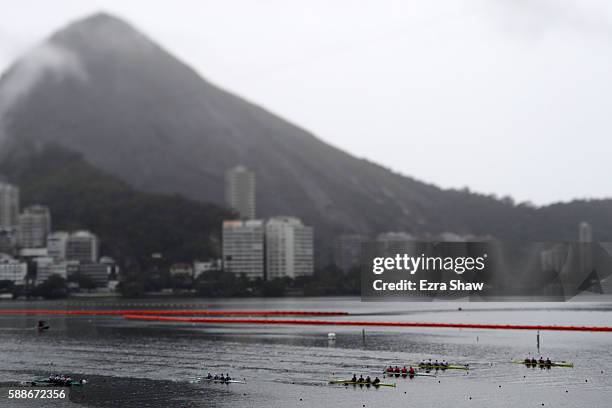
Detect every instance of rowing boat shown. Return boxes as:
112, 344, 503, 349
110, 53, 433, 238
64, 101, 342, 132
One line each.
200, 378, 246, 384
511, 361, 574, 368
382, 371, 436, 378
417, 364, 469, 370
329, 379, 396, 387
21, 379, 87, 387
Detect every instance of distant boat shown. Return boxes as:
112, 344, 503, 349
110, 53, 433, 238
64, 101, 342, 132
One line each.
36, 320, 50, 332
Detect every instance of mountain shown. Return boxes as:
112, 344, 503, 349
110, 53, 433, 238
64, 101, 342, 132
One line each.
1, 12, 611, 261
0, 143, 232, 266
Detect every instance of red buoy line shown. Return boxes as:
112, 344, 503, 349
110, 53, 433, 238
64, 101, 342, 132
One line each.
122, 315, 612, 332
0, 309, 348, 317
3, 309, 610, 332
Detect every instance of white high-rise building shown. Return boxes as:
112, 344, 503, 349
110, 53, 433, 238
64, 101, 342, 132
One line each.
265, 216, 313, 280
579, 222, 593, 243
47, 231, 70, 261
578, 221, 593, 277
225, 166, 256, 219
222, 220, 264, 280
66, 231, 99, 263
18, 205, 51, 248
0, 182, 19, 229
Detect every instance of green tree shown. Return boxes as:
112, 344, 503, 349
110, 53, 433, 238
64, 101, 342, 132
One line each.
0, 280, 14, 292
33, 275, 68, 299
116, 280, 145, 298
70, 273, 97, 291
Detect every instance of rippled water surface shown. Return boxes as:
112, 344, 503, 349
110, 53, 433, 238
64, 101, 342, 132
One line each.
1, 298, 611, 407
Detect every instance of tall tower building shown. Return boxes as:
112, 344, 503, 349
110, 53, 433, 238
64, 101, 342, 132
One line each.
579, 222, 593, 243
265, 216, 313, 280
18, 205, 51, 248
578, 221, 593, 278
0, 182, 19, 229
222, 220, 264, 280
225, 166, 256, 219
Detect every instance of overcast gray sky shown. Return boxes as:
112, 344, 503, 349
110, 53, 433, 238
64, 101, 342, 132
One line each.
1, 0, 611, 205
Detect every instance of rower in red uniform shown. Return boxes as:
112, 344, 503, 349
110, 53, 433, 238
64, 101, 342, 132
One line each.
408, 366, 415, 375
401, 366, 408, 374
387, 365, 394, 373
394, 366, 400, 373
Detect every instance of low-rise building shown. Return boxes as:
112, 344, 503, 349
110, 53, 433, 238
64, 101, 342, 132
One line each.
78, 263, 110, 287
100, 256, 119, 279
19, 247, 49, 258
193, 259, 222, 279
36, 260, 77, 284
0, 254, 27, 284
170, 263, 194, 277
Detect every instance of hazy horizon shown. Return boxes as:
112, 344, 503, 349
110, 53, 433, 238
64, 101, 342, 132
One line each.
1, 0, 611, 206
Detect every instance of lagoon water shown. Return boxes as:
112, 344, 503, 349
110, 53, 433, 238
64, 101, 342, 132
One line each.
1, 298, 612, 407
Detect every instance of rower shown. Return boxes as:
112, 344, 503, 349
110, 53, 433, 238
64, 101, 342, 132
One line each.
538, 357, 545, 365
545, 358, 552, 365
401, 366, 407, 374
226, 373, 231, 381
394, 366, 400, 373
387, 365, 393, 373
358, 375, 364, 383
530, 358, 537, 364
206, 373, 213, 380
408, 366, 415, 375
351, 374, 357, 382
213, 373, 219, 380
365, 376, 371, 384
219, 374, 225, 381
373, 377, 380, 385
524, 358, 531, 364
